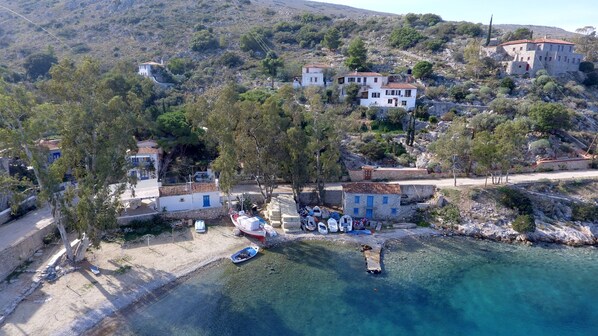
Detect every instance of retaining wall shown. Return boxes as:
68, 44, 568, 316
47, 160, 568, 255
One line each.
298, 190, 342, 206
0, 197, 37, 226
0, 221, 55, 282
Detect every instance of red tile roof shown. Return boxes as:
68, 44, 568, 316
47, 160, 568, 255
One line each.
345, 71, 382, 77
381, 83, 417, 89
39, 139, 61, 151
500, 38, 574, 46
159, 182, 218, 197
342, 183, 402, 195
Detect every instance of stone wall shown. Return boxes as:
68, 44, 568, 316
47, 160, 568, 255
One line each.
348, 168, 429, 182
426, 102, 488, 116
535, 158, 592, 171
160, 207, 226, 220
0, 221, 55, 281
400, 184, 436, 204
298, 190, 342, 206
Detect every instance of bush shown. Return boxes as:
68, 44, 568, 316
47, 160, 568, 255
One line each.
571, 203, 598, 222
412, 61, 433, 79
218, 52, 244, 68
436, 204, 461, 224
579, 61, 595, 73
389, 27, 426, 49
512, 214, 535, 233
497, 187, 533, 215
190, 30, 218, 51
428, 116, 438, 123
499, 77, 516, 93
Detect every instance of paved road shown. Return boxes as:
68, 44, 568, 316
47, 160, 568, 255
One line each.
3, 169, 598, 252
0, 206, 53, 251
232, 169, 598, 194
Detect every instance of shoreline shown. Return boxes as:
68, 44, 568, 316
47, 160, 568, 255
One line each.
0, 224, 437, 336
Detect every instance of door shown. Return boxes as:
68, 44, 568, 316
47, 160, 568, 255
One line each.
366, 196, 374, 207
365, 209, 373, 219
364, 169, 372, 180
203, 195, 211, 207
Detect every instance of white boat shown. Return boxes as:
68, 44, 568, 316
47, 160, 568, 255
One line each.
305, 216, 317, 231
194, 219, 206, 233
340, 215, 353, 232
327, 218, 338, 233
312, 206, 322, 218
230, 246, 259, 264
230, 211, 267, 242
318, 221, 328, 235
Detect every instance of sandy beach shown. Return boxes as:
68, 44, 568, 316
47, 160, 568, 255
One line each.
0, 218, 436, 336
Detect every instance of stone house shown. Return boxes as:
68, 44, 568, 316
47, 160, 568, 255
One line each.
157, 181, 221, 212
342, 183, 403, 220
337, 72, 417, 110
485, 38, 584, 76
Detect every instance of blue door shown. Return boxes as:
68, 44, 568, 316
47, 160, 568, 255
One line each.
366, 196, 374, 207
203, 195, 210, 207
365, 209, 373, 219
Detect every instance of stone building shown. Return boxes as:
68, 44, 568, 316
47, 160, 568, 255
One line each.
342, 183, 403, 220
485, 38, 584, 76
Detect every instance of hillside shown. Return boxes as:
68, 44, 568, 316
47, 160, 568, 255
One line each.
494, 24, 578, 39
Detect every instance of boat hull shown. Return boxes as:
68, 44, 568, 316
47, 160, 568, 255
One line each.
231, 246, 260, 264
230, 214, 267, 242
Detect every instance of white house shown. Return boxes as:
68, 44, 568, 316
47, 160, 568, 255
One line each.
138, 61, 163, 78
127, 140, 162, 180
157, 181, 221, 212
484, 38, 584, 76
301, 64, 330, 87
337, 72, 417, 110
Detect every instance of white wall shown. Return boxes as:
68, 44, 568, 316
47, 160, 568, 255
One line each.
158, 191, 221, 212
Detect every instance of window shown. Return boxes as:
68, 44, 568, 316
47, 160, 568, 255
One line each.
569, 46, 572, 52
549, 56, 552, 61
385, 90, 390, 95
203, 195, 210, 207
354, 195, 360, 204
371, 92, 380, 98
388, 99, 393, 104
314, 77, 318, 82
401, 101, 407, 106
366, 196, 374, 207
363, 77, 367, 83
539, 56, 542, 61
391, 208, 397, 215
383, 196, 388, 204
348, 77, 355, 82
405, 89, 411, 97
353, 208, 359, 216
396, 90, 402, 96
374, 77, 378, 83
357, 77, 361, 83
310, 77, 313, 83
512, 47, 515, 51
365, 209, 373, 218
520, 47, 523, 50
558, 56, 561, 61
338, 78, 345, 84
527, 56, 530, 61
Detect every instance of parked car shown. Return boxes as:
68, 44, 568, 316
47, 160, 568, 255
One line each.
194, 219, 206, 233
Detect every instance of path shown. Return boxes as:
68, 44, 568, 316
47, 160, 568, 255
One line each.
0, 206, 53, 252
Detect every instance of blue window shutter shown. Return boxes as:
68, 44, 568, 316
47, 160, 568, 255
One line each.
353, 208, 359, 216
354, 195, 360, 204
366, 196, 374, 207
383, 196, 388, 204
391, 208, 397, 215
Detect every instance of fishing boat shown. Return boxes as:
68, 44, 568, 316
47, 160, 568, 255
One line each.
230, 211, 268, 242
312, 206, 322, 218
230, 246, 260, 264
194, 219, 206, 233
327, 218, 338, 233
318, 221, 328, 235
305, 216, 317, 231
340, 215, 353, 232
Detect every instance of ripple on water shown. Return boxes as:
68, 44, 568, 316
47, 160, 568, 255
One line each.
97, 237, 598, 336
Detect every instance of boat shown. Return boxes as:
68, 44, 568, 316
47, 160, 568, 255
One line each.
90, 265, 100, 275
340, 215, 353, 232
230, 246, 260, 264
318, 221, 328, 235
327, 218, 338, 233
230, 211, 268, 242
194, 219, 206, 233
312, 206, 322, 218
305, 216, 317, 231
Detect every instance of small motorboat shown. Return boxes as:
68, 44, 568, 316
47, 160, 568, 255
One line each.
327, 218, 338, 233
230, 211, 267, 242
230, 246, 260, 264
340, 215, 353, 232
194, 219, 206, 233
305, 216, 317, 231
318, 221, 328, 235
312, 206, 322, 218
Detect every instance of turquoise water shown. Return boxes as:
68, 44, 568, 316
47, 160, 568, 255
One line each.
101, 237, 598, 336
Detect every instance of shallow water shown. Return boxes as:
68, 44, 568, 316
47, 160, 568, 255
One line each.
102, 237, 598, 336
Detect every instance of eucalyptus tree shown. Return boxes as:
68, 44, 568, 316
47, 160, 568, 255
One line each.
44, 58, 140, 256
429, 118, 473, 186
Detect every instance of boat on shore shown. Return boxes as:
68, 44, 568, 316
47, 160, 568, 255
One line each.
340, 215, 353, 232
327, 218, 338, 233
305, 216, 317, 231
318, 221, 328, 235
230, 211, 268, 242
230, 246, 260, 264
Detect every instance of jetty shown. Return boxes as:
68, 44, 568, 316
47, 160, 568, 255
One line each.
361, 244, 382, 274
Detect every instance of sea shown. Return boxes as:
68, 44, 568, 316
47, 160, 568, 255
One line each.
93, 236, 598, 336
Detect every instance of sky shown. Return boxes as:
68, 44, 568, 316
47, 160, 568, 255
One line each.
310, 0, 597, 32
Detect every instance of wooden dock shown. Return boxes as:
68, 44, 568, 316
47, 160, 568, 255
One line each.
361, 244, 382, 274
